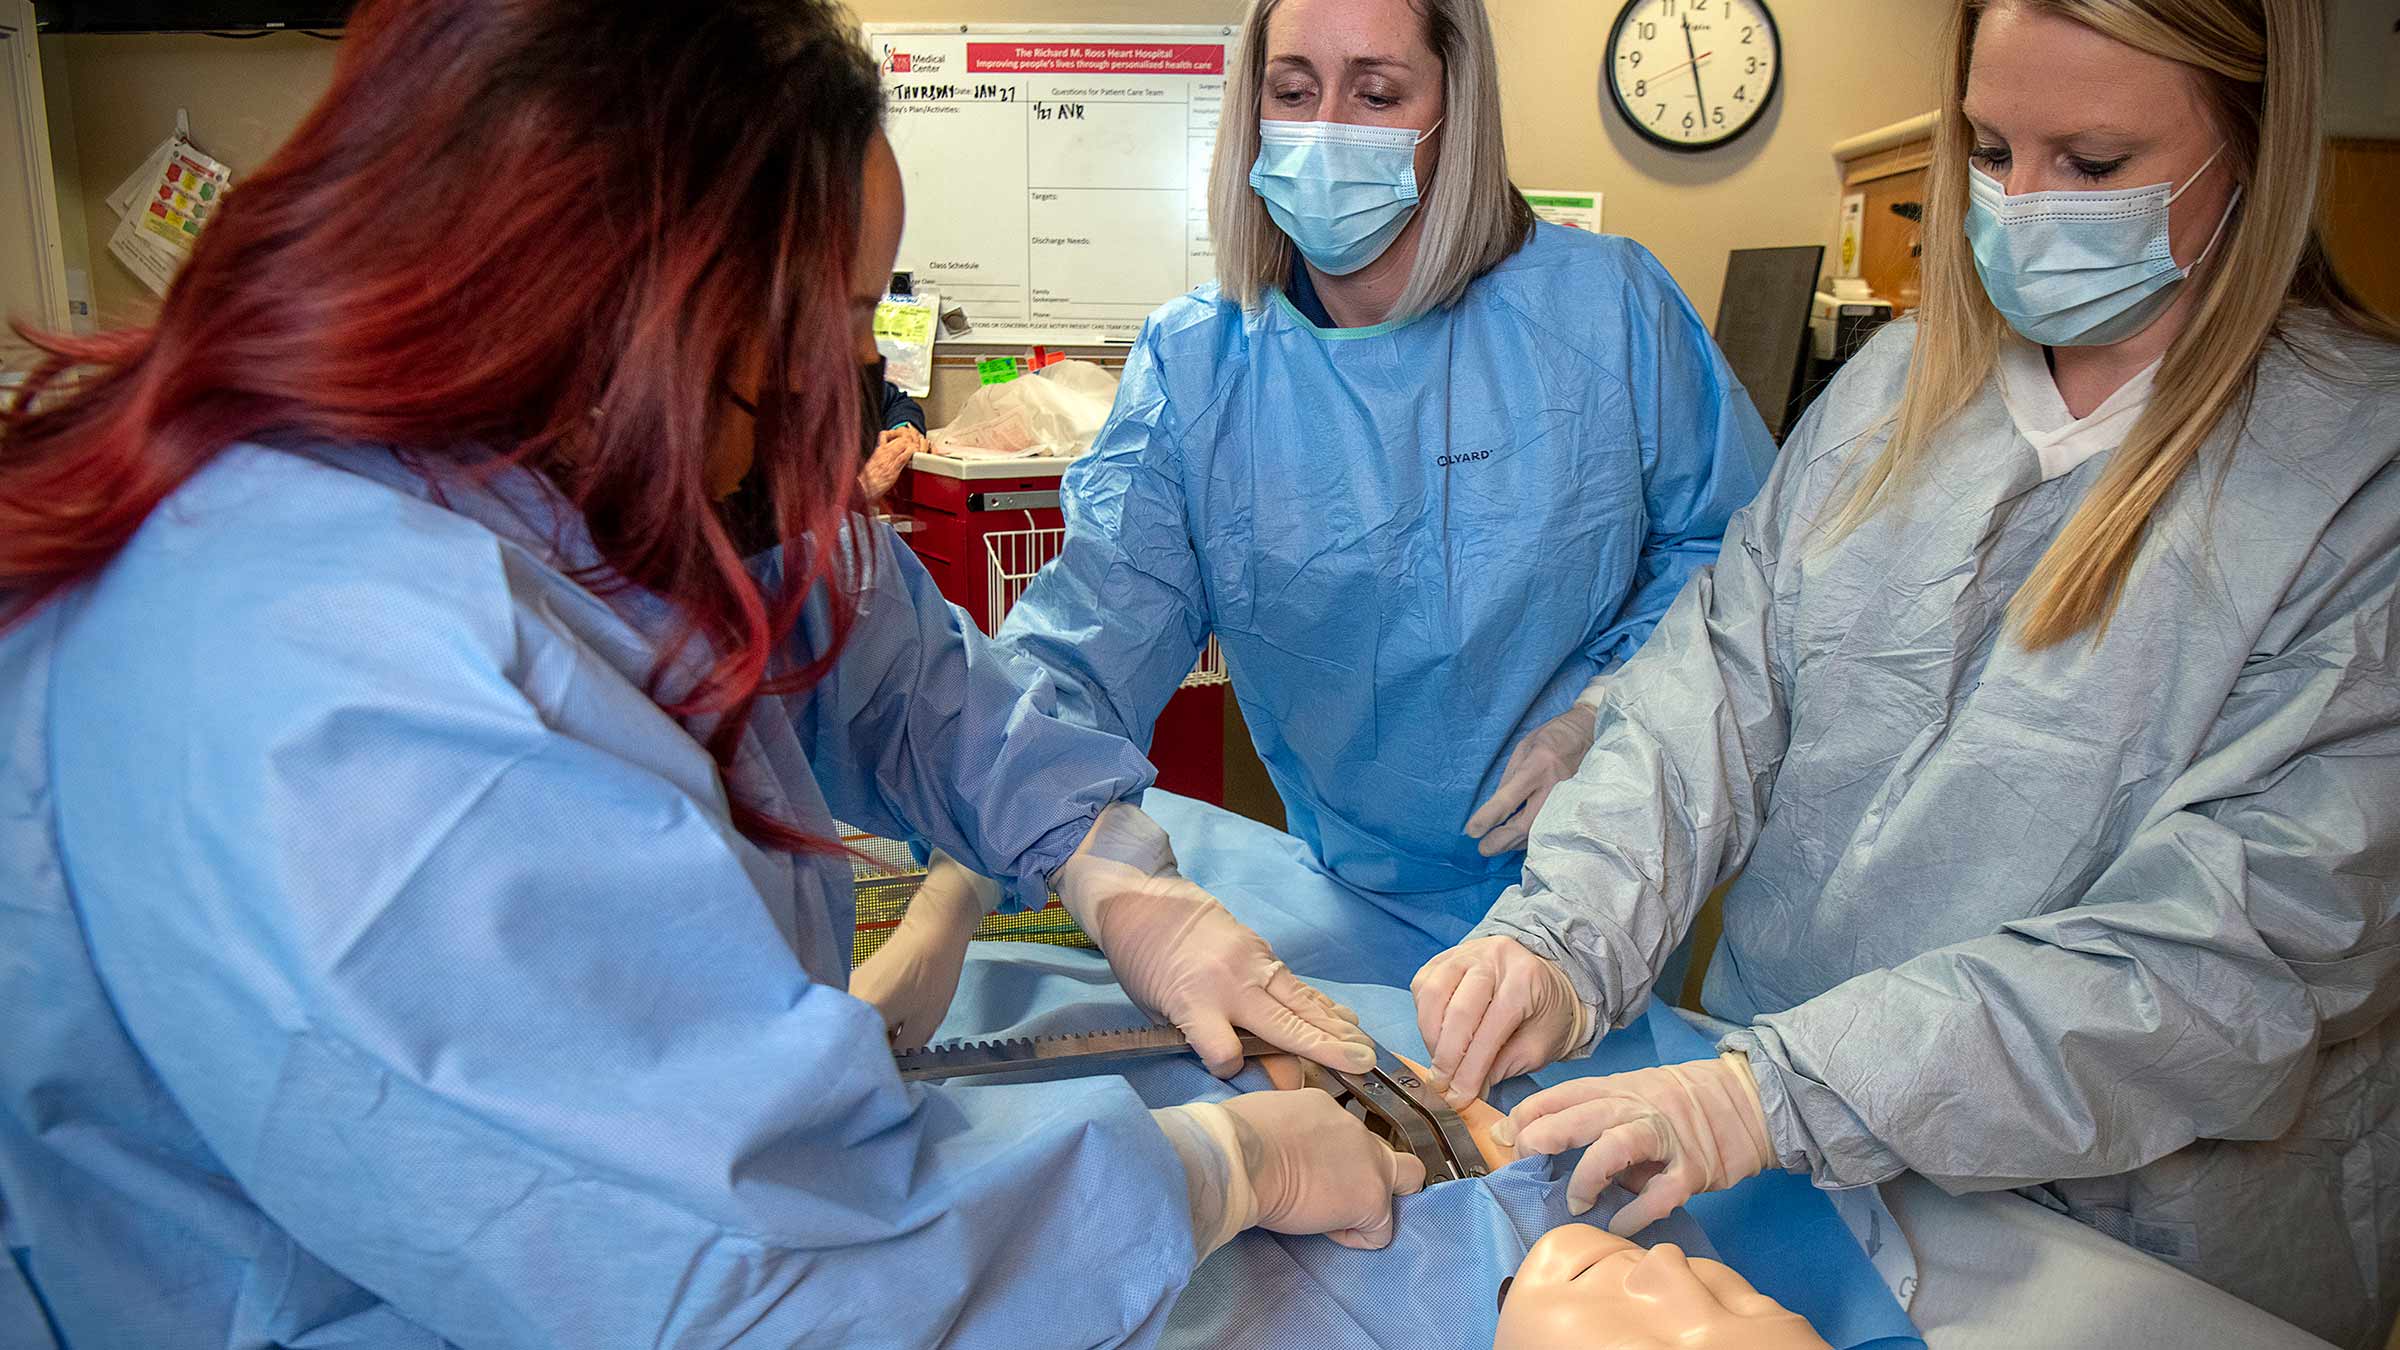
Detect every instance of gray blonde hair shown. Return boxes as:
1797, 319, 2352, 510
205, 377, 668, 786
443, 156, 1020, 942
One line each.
1209, 0, 1535, 324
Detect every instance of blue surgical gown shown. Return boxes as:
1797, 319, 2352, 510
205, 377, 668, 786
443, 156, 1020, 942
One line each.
931, 791, 1924, 1350
0, 443, 1206, 1348
996, 225, 1776, 942
1472, 316, 2400, 1348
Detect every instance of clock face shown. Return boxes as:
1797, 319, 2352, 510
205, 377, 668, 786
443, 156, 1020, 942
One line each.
1606, 0, 1781, 153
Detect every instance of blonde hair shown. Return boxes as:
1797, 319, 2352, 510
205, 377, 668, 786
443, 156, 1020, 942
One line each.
1838, 0, 2396, 648
1209, 0, 1534, 324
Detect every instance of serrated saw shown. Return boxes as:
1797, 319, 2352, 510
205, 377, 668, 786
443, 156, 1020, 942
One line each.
893, 1023, 1490, 1183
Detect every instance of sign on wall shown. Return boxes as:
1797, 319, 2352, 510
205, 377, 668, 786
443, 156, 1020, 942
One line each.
866, 24, 1236, 346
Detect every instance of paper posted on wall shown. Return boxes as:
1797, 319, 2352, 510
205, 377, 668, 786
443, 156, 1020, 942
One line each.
1837, 193, 1867, 279
1522, 188, 1603, 233
106, 118, 234, 299
874, 287, 940, 398
103, 112, 181, 223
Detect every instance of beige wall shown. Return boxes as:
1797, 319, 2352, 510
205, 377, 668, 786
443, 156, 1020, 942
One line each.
46, 31, 337, 324
1495, 0, 1948, 324
41, 2, 1945, 340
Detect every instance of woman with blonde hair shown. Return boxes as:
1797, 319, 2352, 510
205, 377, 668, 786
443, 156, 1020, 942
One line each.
899, 0, 1777, 965
1412, 0, 2400, 1344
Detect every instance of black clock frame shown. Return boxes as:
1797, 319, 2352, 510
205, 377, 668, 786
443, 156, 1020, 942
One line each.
1604, 0, 1783, 154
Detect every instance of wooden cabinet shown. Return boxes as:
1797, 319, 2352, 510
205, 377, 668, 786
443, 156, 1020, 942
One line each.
2325, 138, 2400, 320
1832, 112, 1935, 313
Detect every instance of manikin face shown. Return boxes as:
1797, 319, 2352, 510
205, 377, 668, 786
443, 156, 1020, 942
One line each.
1494, 1224, 1830, 1350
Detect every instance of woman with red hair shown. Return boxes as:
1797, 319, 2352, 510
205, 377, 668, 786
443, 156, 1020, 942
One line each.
0, 3, 1426, 1344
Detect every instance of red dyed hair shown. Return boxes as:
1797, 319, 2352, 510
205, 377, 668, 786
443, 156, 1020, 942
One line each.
0, 0, 887, 852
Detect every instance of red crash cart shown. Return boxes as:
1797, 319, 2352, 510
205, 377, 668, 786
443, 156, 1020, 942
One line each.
895, 449, 1229, 806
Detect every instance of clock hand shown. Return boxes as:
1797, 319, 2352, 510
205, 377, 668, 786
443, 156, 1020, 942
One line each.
1646, 50, 1713, 84
1682, 14, 1709, 119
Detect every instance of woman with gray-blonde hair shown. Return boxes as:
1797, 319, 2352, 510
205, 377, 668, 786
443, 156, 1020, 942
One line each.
930, 0, 1777, 960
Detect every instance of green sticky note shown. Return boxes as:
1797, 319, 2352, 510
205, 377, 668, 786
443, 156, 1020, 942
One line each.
977, 356, 1022, 385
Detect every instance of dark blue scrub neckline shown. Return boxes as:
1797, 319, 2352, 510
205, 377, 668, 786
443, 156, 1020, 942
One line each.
1273, 261, 1427, 341
1284, 262, 1338, 329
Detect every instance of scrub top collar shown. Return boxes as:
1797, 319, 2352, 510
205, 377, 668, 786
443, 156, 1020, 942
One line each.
1271, 258, 1428, 341
1996, 334, 2163, 482
1283, 259, 1338, 328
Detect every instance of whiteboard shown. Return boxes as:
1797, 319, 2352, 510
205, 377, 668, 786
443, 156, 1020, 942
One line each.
865, 23, 1236, 346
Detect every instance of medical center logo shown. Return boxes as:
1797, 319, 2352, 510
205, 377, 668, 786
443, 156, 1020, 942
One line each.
879, 44, 949, 76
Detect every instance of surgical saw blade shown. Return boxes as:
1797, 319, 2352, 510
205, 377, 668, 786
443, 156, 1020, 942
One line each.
896, 1026, 1489, 1186
892, 1025, 1278, 1081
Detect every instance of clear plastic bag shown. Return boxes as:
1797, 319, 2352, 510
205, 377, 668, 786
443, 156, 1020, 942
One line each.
928, 359, 1120, 460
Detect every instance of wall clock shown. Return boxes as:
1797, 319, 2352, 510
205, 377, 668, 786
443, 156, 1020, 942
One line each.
1605, 0, 1782, 153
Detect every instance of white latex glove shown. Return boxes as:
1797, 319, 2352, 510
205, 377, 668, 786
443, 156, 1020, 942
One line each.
1058, 805, 1373, 1077
1152, 1090, 1428, 1256
1411, 935, 1593, 1109
1465, 700, 1600, 857
848, 853, 993, 1051
1490, 1053, 1775, 1237
861, 426, 921, 501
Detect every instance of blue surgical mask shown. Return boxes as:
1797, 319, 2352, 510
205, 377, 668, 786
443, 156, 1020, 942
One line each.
1249, 118, 1440, 276
1965, 148, 2238, 348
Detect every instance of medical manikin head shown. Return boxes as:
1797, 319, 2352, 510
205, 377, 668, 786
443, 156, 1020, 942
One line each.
1494, 1224, 1830, 1350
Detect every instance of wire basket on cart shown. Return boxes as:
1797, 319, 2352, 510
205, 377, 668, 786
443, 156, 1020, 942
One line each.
984, 525, 1227, 688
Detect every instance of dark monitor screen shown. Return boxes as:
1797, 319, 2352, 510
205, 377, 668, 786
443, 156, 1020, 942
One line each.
1713, 245, 1823, 441
35, 1, 350, 31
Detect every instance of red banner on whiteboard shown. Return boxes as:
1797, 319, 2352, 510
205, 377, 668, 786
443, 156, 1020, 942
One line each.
966, 43, 1225, 75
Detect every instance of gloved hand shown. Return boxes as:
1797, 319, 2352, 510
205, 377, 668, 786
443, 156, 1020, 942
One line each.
1152, 1089, 1428, 1256
1465, 700, 1599, 857
1260, 1051, 1520, 1176
1489, 1053, 1774, 1237
1411, 935, 1591, 1108
860, 426, 922, 501
1395, 1053, 1516, 1172
848, 853, 994, 1051
1059, 804, 1373, 1077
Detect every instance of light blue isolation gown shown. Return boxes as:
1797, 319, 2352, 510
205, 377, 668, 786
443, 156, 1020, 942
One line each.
933, 792, 1926, 1350
1472, 316, 2400, 1349
0, 442, 1205, 1348
996, 224, 1777, 943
